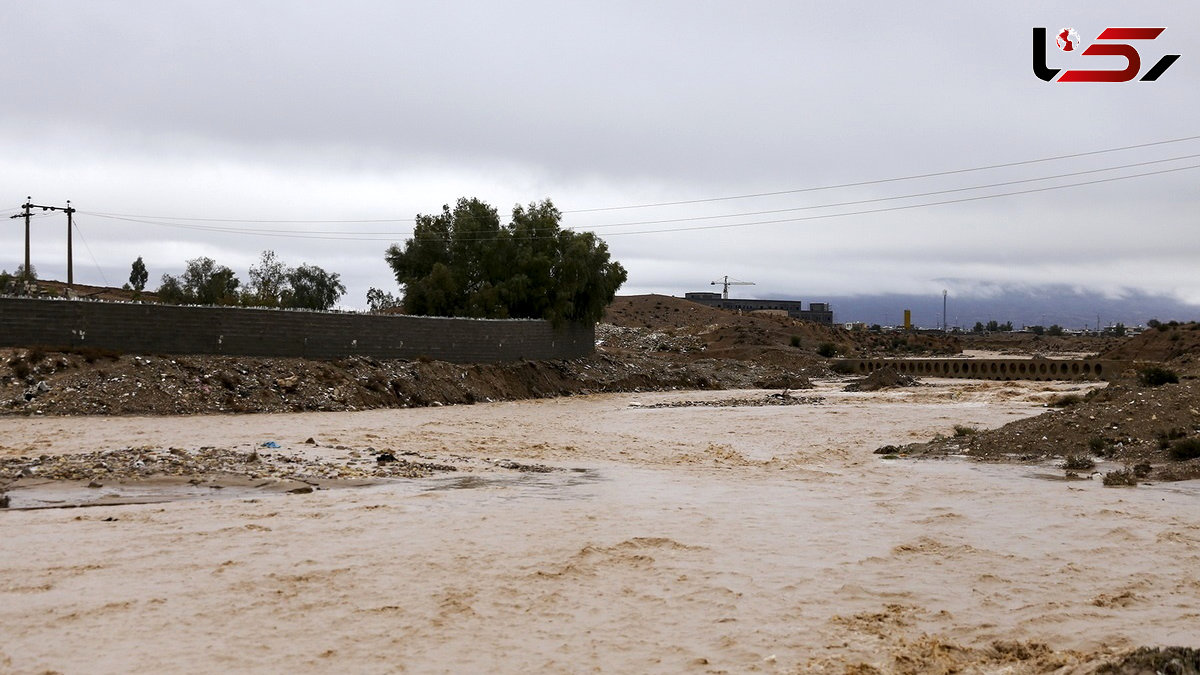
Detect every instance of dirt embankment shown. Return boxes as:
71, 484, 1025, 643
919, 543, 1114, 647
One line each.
0, 346, 820, 417
604, 294, 961, 359
957, 331, 1123, 356
895, 323, 1200, 482
2, 293, 957, 417
1102, 321, 1200, 364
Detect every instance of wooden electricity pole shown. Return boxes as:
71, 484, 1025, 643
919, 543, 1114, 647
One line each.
65, 200, 74, 286
9, 197, 77, 287
9, 197, 32, 281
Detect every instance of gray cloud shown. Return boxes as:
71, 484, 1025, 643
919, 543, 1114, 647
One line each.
2, 1, 1197, 310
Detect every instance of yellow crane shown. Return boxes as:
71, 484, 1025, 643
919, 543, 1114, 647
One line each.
711, 276, 755, 300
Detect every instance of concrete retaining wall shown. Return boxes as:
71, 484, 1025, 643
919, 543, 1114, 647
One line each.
837, 358, 1131, 381
0, 297, 594, 363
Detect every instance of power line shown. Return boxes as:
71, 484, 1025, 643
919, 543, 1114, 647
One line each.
581, 152, 1200, 230
563, 133, 1200, 213
72, 133, 1200, 225
83, 152, 1197, 236
81, 211, 418, 224
597, 162, 1200, 237
74, 161, 1200, 242
71, 216, 109, 286
84, 214, 406, 241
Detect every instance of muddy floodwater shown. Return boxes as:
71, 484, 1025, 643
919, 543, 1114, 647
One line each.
2, 379, 1198, 673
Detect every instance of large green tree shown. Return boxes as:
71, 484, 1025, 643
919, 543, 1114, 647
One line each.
385, 198, 626, 325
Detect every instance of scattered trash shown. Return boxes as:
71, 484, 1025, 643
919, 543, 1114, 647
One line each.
23, 380, 50, 401
261, 441, 280, 448
275, 374, 300, 392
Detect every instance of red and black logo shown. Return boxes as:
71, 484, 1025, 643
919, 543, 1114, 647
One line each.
1034, 26, 1180, 82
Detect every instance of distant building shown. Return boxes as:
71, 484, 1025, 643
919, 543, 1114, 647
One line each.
683, 292, 834, 325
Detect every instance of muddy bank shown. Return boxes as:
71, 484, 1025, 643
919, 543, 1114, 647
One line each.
886, 376, 1200, 483
1, 345, 814, 416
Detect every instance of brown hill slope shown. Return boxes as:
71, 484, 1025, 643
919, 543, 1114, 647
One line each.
603, 294, 961, 360
1102, 322, 1200, 367
23, 279, 159, 303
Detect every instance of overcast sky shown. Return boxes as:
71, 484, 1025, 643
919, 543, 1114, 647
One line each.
2, 1, 1197, 312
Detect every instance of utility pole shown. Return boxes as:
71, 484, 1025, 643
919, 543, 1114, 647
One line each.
9, 197, 76, 287
65, 200, 74, 286
9, 197, 32, 281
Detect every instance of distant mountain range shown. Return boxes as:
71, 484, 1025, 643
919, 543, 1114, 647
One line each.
758, 286, 1199, 330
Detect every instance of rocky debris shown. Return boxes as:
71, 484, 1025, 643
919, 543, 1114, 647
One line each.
631, 392, 825, 409
492, 459, 554, 473
843, 366, 918, 392
0, 445, 461, 484
594, 323, 705, 354
1097, 646, 1200, 674
886, 377, 1200, 483
276, 374, 300, 392
22, 380, 49, 401
0, 346, 819, 417
0, 444, 586, 509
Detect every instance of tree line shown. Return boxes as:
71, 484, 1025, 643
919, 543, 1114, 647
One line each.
7, 196, 627, 324
136, 251, 346, 311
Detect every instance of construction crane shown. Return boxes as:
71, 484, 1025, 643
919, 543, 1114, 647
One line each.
711, 276, 755, 300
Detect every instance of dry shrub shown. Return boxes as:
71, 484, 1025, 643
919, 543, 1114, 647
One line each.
1138, 365, 1179, 387
1169, 438, 1200, 462
1102, 468, 1138, 487
1063, 454, 1096, 471
10, 359, 32, 380
1158, 428, 1187, 448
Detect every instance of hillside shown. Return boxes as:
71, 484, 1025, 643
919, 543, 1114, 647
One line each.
603, 294, 961, 362
1101, 321, 1200, 365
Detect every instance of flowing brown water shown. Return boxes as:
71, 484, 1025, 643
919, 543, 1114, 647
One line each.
2, 379, 1197, 673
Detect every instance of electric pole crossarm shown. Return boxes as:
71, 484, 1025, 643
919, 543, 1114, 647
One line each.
9, 197, 76, 286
